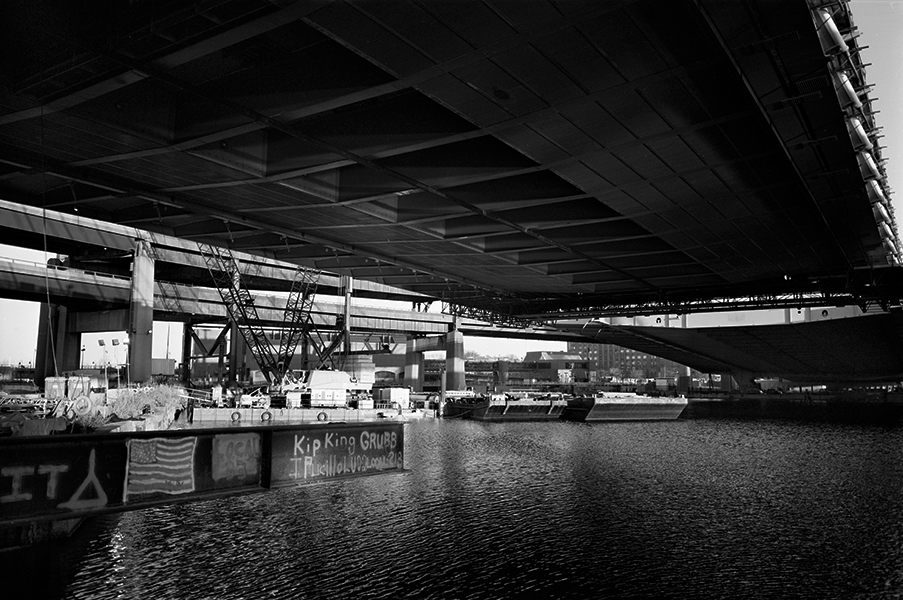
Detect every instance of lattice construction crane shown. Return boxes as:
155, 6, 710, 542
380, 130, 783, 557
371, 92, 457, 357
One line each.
198, 243, 339, 390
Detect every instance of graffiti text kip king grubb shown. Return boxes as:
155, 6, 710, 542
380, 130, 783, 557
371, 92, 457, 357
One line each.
290, 430, 401, 479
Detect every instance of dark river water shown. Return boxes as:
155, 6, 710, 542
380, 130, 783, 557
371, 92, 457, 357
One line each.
9, 414, 903, 599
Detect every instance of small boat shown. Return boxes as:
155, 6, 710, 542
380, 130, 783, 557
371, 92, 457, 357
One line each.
443, 393, 567, 421
562, 392, 687, 422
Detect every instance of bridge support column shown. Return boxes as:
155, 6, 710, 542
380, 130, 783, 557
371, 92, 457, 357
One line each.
216, 331, 227, 386
59, 312, 80, 374
300, 338, 310, 370
495, 360, 508, 392
180, 322, 192, 385
228, 321, 245, 386
445, 324, 465, 391
128, 239, 155, 383
719, 373, 733, 392
341, 276, 353, 359
404, 337, 424, 391
34, 303, 80, 387
725, 371, 759, 394
34, 303, 55, 387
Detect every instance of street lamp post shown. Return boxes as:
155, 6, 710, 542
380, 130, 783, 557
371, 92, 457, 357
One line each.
98, 339, 108, 387
112, 339, 121, 389
123, 336, 130, 387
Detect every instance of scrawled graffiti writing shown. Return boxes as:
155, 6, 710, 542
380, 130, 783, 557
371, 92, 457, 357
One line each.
346, 451, 403, 474
325, 432, 356, 455
359, 430, 398, 452
212, 433, 261, 482
1, 463, 70, 503
1, 448, 110, 513
274, 424, 404, 485
291, 450, 404, 480
293, 434, 321, 457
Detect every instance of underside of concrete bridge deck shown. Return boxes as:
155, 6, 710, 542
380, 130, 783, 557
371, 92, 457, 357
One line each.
1, 0, 901, 327
3, 0, 903, 386
559, 309, 903, 385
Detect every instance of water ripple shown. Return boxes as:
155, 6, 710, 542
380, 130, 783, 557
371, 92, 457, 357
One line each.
9, 418, 903, 599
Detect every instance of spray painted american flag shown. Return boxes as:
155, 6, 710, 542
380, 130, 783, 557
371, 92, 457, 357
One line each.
124, 437, 197, 501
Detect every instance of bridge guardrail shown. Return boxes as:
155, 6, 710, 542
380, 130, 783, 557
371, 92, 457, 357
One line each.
0, 258, 133, 282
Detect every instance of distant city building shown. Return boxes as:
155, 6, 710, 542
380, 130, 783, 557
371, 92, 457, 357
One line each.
521, 351, 590, 387
411, 351, 591, 393
186, 325, 688, 393
567, 340, 687, 383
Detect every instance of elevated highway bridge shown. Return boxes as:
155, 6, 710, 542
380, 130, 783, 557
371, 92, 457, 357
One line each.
2, 0, 903, 385
3, 210, 903, 387
0, 253, 579, 343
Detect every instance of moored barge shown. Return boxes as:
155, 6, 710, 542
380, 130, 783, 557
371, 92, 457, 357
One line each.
444, 393, 567, 421
562, 392, 687, 422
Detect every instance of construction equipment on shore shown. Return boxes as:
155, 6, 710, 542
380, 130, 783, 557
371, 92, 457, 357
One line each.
198, 243, 344, 393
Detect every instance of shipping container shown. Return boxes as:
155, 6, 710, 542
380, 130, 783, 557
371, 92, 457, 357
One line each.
376, 387, 410, 404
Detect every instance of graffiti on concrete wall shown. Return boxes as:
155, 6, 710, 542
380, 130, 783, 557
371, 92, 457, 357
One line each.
0, 442, 125, 520
0, 421, 403, 525
270, 426, 404, 484
211, 433, 260, 483
58, 449, 108, 510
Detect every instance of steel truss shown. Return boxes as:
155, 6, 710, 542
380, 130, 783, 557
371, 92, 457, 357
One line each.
199, 243, 279, 383
531, 293, 892, 320
443, 291, 900, 324
441, 301, 548, 329
198, 243, 330, 385
277, 265, 330, 372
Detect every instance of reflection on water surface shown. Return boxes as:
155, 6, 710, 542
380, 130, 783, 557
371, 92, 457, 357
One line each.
10, 418, 903, 599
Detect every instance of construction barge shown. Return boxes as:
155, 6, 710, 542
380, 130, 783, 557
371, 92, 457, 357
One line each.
561, 393, 689, 422
442, 393, 567, 421
442, 391, 687, 422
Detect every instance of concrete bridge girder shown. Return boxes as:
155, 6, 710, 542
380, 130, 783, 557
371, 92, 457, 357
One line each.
402, 328, 466, 392
0, 255, 579, 339
0, 259, 132, 305
25, 268, 454, 338
406, 336, 447, 353
13, 246, 581, 389
32, 240, 155, 384
0, 199, 433, 302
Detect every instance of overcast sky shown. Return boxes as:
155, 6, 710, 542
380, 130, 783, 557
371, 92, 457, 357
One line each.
2, 1, 901, 366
